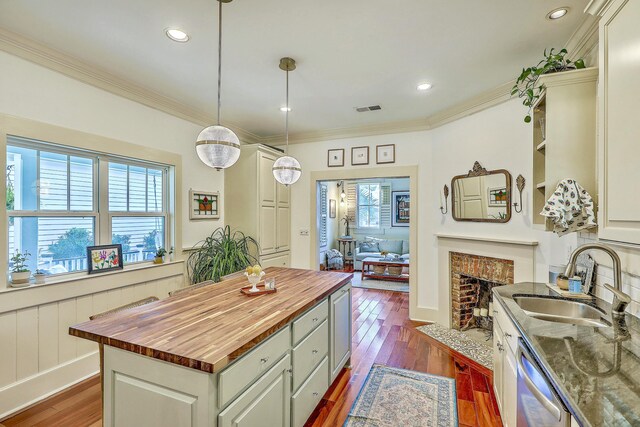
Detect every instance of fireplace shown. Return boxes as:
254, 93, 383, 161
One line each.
450, 252, 514, 330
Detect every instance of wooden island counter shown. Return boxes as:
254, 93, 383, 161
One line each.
70, 267, 353, 427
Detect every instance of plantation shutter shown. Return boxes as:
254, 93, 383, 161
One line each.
346, 182, 357, 229
380, 184, 392, 228
319, 184, 328, 247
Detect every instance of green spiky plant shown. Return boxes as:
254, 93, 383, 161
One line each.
512, 48, 585, 123
187, 226, 259, 284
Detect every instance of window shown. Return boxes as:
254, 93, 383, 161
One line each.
7, 135, 171, 277
357, 183, 380, 228
319, 184, 327, 247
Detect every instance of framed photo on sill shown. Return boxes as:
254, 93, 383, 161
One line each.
376, 144, 395, 164
190, 190, 220, 220
327, 149, 345, 167
392, 191, 410, 227
87, 244, 124, 274
351, 146, 369, 165
329, 199, 337, 218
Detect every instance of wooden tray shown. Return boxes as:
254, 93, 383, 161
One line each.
240, 283, 277, 296
545, 283, 593, 299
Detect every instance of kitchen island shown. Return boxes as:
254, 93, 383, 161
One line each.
70, 267, 353, 427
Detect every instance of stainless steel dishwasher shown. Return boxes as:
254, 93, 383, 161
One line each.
517, 339, 571, 427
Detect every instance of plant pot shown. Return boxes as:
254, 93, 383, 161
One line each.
34, 274, 46, 285
373, 265, 386, 275
388, 266, 403, 276
153, 256, 164, 264
10, 271, 31, 286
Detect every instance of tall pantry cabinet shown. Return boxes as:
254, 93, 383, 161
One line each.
225, 144, 291, 268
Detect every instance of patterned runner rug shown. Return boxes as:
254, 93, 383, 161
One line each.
417, 323, 493, 370
344, 365, 457, 427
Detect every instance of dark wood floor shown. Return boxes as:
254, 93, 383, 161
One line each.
1, 288, 501, 427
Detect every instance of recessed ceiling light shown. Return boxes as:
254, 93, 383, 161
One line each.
165, 28, 189, 42
547, 8, 569, 20
280, 106, 291, 112
417, 83, 432, 91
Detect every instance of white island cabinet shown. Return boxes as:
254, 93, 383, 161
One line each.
70, 268, 353, 427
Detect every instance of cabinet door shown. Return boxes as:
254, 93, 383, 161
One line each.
598, 0, 640, 244
277, 206, 290, 252
259, 154, 277, 206
492, 322, 504, 413
277, 182, 290, 207
219, 355, 291, 427
329, 285, 352, 381
503, 347, 518, 427
260, 205, 277, 255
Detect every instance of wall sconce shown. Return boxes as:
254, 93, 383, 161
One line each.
337, 180, 346, 205
440, 184, 449, 214
513, 175, 525, 213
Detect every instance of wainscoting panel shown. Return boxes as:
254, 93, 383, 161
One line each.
0, 272, 184, 420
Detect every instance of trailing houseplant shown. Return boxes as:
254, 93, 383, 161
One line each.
187, 226, 259, 284
512, 48, 585, 123
10, 250, 31, 286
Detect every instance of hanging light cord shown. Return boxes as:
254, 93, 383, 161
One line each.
285, 68, 290, 154
217, 0, 223, 125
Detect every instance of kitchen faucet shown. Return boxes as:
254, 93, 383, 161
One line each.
565, 243, 631, 316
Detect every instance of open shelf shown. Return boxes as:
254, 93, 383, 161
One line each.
536, 181, 546, 189
536, 141, 546, 152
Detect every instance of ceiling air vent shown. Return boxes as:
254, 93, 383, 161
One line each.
355, 105, 382, 112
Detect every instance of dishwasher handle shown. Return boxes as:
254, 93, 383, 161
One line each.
517, 343, 563, 422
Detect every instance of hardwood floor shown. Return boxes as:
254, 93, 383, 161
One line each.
0, 288, 501, 427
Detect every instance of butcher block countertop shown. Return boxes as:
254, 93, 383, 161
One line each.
69, 267, 353, 373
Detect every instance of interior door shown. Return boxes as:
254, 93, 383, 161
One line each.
457, 176, 486, 218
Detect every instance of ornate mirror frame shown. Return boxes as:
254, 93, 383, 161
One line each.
450, 161, 513, 223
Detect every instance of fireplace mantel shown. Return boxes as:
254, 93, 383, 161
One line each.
436, 233, 538, 247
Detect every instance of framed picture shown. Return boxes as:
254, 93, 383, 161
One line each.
327, 149, 345, 167
190, 190, 220, 220
575, 253, 596, 295
351, 146, 369, 165
488, 187, 508, 207
329, 199, 337, 218
87, 244, 124, 274
376, 144, 395, 164
392, 191, 410, 227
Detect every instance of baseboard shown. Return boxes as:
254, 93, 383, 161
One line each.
0, 351, 99, 420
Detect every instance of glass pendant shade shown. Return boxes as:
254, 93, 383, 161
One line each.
196, 125, 241, 170
273, 155, 302, 186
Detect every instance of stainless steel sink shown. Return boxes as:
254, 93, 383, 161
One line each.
513, 296, 611, 328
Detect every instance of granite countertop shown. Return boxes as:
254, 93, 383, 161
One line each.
494, 283, 640, 427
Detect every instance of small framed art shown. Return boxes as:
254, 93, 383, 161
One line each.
190, 190, 220, 220
392, 191, 410, 227
87, 244, 124, 274
488, 187, 508, 207
327, 149, 345, 167
376, 144, 395, 164
351, 146, 369, 165
329, 199, 337, 218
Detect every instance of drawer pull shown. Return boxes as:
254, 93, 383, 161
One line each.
312, 349, 318, 354
312, 392, 319, 397
312, 317, 319, 322
497, 343, 504, 352
492, 310, 498, 314
504, 332, 512, 338
342, 289, 348, 293
260, 357, 270, 364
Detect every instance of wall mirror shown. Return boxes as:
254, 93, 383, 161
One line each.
451, 161, 512, 223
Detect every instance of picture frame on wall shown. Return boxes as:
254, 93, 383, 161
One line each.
190, 190, 220, 220
376, 144, 395, 164
87, 244, 124, 274
351, 146, 369, 165
392, 191, 410, 227
327, 149, 345, 167
329, 199, 337, 218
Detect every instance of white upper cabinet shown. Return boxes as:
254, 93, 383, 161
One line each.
597, 0, 640, 244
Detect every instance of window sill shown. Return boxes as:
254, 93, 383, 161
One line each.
0, 259, 184, 294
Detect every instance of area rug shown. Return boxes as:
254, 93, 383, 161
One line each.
417, 323, 493, 370
350, 272, 409, 293
344, 365, 457, 427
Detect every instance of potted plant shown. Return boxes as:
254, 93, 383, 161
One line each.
34, 269, 46, 285
512, 48, 585, 123
10, 250, 31, 287
341, 215, 354, 238
154, 247, 172, 264
187, 226, 259, 284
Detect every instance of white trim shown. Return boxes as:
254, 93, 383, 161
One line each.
435, 233, 539, 247
0, 351, 99, 420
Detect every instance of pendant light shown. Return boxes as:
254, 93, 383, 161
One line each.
273, 57, 302, 186
196, 0, 240, 171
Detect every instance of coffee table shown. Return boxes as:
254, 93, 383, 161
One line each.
362, 257, 409, 282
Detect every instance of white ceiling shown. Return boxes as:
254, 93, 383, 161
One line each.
0, 0, 589, 138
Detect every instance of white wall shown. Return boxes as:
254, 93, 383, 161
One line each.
0, 51, 224, 248
289, 98, 579, 321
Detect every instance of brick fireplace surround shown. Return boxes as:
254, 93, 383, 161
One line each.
450, 252, 514, 329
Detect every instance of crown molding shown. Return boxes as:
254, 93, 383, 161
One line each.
585, 0, 615, 16
0, 28, 262, 144
538, 67, 599, 88
564, 13, 600, 62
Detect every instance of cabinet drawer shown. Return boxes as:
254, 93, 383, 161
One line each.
261, 252, 290, 268
292, 300, 328, 345
291, 356, 329, 427
292, 319, 328, 391
219, 326, 291, 409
